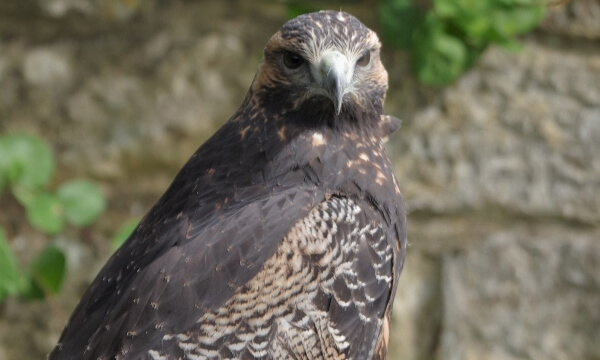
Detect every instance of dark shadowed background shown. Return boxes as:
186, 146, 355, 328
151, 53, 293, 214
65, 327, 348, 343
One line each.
0, 0, 599, 359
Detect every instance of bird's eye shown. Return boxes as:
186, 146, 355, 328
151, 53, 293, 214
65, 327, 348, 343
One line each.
283, 51, 305, 69
356, 51, 371, 67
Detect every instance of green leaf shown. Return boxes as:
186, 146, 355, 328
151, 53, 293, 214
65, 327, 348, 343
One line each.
413, 15, 468, 86
0, 228, 26, 301
0, 171, 5, 195
434, 0, 464, 18
435, 0, 488, 19
11, 184, 40, 208
111, 218, 139, 250
286, 3, 321, 19
411, 0, 544, 85
22, 245, 66, 299
491, 6, 544, 38
497, 39, 523, 52
57, 179, 106, 227
378, 0, 422, 50
26, 192, 65, 234
457, 14, 493, 39
0, 133, 54, 190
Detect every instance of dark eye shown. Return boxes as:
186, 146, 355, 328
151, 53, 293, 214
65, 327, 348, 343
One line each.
283, 51, 305, 69
356, 51, 371, 67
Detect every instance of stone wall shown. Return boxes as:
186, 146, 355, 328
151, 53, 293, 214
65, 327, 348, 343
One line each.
0, 1, 598, 359
388, 1, 600, 359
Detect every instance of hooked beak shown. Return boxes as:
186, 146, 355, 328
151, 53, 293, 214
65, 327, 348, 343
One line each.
319, 51, 351, 115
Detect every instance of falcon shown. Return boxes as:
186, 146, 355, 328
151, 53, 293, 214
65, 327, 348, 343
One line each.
50, 10, 406, 360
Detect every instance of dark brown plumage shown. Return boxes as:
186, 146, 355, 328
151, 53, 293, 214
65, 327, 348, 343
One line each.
49, 11, 406, 360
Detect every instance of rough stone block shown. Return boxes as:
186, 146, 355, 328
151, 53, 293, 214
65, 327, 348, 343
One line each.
390, 251, 442, 360
541, 0, 600, 39
437, 225, 600, 360
389, 43, 600, 224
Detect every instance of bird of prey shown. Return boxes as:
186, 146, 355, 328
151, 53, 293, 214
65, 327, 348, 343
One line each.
49, 10, 406, 360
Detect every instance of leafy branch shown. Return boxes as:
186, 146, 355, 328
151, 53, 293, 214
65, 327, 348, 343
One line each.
0, 133, 106, 301
379, 0, 545, 85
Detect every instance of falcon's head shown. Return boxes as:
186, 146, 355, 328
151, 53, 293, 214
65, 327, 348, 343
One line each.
253, 11, 388, 127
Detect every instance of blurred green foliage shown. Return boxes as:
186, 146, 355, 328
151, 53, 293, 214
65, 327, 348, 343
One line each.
0, 228, 23, 301
379, 0, 545, 85
0, 133, 106, 302
20, 245, 67, 300
286, 2, 322, 19
111, 218, 140, 250
0, 230, 67, 301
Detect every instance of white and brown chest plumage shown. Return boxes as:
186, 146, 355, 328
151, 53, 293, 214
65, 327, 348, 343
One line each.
150, 195, 394, 360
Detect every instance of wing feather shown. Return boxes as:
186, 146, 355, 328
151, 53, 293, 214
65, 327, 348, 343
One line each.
51, 115, 327, 359
267, 195, 397, 360
54, 188, 323, 360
